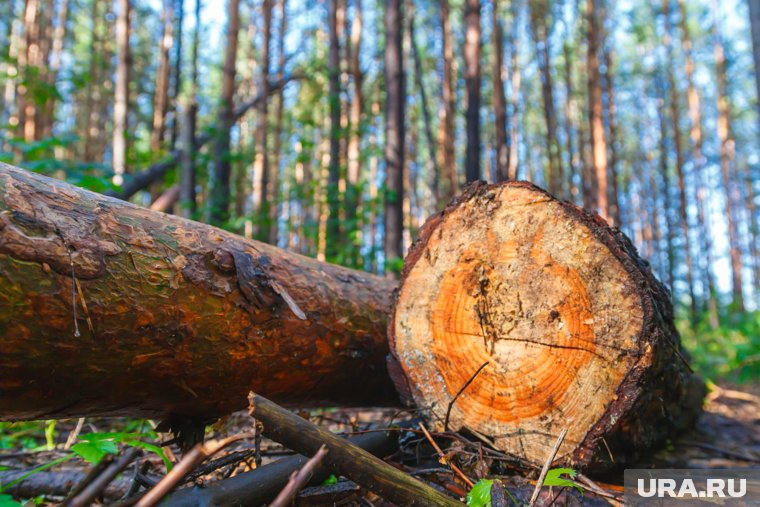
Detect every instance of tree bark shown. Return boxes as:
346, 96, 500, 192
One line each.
112, 0, 131, 186
491, 0, 509, 182
387, 180, 704, 471
464, 0, 481, 183
326, 0, 342, 261
253, 0, 273, 241
151, 0, 174, 152
208, 0, 240, 226
268, 0, 287, 246
713, 0, 745, 310
680, 0, 719, 327
663, 0, 697, 319
528, 0, 563, 196
748, 0, 760, 130
438, 0, 457, 201
384, 0, 405, 270
601, 36, 620, 226
507, 0, 521, 180
0, 162, 398, 420
586, 0, 608, 221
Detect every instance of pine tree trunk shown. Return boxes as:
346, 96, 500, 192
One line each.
663, 0, 696, 319
41, 0, 69, 139
464, 0, 481, 183
0, 162, 398, 421
680, 0, 719, 326
151, 0, 174, 152
112, 0, 131, 186
586, 0, 608, 220
528, 0, 563, 197
384, 0, 405, 269
408, 1, 441, 207
208, 0, 240, 226
507, 0, 521, 180
268, 0, 287, 246
748, 0, 760, 129
601, 40, 620, 226
713, 0, 745, 310
326, 0, 342, 260
438, 0, 457, 201
491, 0, 509, 182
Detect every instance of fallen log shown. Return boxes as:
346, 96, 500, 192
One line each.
0, 162, 398, 420
0, 164, 703, 470
387, 181, 705, 470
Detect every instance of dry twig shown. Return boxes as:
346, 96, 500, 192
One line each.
270, 445, 329, 507
528, 428, 567, 507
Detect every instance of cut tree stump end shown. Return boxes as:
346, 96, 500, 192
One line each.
388, 181, 705, 471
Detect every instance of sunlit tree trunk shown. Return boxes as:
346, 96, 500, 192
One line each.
748, 0, 760, 129
384, 0, 405, 272
344, 0, 363, 265
151, 0, 174, 152
170, 0, 184, 149
438, 0, 457, 201
507, 0, 520, 180
208, 0, 240, 225
326, 0, 342, 260
657, 87, 675, 293
562, 38, 579, 202
408, 1, 441, 208
254, 0, 273, 240
268, 0, 287, 246
601, 37, 620, 226
679, 0, 718, 326
112, 0, 131, 186
528, 0, 563, 196
464, 0, 481, 182
179, 0, 201, 219
492, 0, 509, 182
662, 0, 696, 319
713, 0, 745, 310
40, 0, 69, 139
586, 0, 608, 220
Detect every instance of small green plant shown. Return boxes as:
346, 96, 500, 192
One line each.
543, 468, 583, 493
466, 479, 494, 507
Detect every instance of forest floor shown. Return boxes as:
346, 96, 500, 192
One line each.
0, 383, 758, 506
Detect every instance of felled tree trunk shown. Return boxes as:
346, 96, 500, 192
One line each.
387, 181, 705, 470
0, 165, 702, 471
0, 163, 398, 421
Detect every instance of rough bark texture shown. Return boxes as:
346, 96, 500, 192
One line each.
388, 181, 704, 471
0, 163, 398, 421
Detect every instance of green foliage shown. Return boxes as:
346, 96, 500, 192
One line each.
679, 310, 760, 382
75, 432, 172, 471
322, 474, 338, 486
543, 468, 583, 493
466, 479, 494, 507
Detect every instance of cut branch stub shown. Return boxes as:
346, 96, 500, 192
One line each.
388, 181, 704, 471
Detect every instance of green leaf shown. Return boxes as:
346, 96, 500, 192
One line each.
0, 493, 22, 507
466, 479, 494, 507
543, 468, 583, 493
123, 439, 172, 472
322, 474, 338, 486
70, 440, 118, 464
